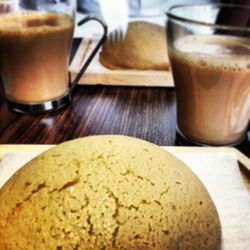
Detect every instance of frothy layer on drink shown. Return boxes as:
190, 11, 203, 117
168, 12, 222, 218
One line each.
170, 34, 250, 145
0, 11, 73, 35
173, 35, 250, 72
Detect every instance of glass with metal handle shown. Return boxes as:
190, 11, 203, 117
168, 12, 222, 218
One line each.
0, 0, 107, 114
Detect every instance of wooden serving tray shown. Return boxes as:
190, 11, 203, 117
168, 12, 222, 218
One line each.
69, 39, 174, 87
0, 145, 249, 249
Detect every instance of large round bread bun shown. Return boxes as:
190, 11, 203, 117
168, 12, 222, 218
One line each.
99, 21, 169, 70
0, 135, 221, 249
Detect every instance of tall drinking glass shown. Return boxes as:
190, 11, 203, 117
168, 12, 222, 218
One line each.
167, 4, 250, 146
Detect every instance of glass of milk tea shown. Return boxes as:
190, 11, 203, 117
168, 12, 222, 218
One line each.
0, 0, 107, 114
167, 4, 250, 146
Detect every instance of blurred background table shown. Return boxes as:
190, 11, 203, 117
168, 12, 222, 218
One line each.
0, 39, 249, 157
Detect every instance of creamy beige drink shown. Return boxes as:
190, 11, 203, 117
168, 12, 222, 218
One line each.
0, 12, 74, 103
169, 35, 250, 145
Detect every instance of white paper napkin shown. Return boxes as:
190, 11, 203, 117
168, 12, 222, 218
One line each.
0, 151, 39, 189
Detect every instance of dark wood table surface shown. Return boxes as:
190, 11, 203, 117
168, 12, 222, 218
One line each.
0, 39, 249, 157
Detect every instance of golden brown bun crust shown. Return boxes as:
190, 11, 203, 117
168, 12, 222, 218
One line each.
99, 21, 169, 70
0, 135, 221, 249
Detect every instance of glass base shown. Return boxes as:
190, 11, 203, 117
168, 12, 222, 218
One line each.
6, 94, 71, 115
175, 126, 246, 147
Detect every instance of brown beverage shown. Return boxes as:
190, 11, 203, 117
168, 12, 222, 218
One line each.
169, 35, 250, 145
0, 11, 74, 103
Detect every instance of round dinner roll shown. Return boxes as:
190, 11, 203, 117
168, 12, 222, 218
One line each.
0, 135, 221, 250
99, 21, 169, 70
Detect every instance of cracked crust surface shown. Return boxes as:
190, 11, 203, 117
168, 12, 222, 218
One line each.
99, 21, 169, 70
0, 135, 221, 249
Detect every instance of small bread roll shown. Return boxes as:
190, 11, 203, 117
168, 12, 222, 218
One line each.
0, 135, 221, 249
99, 21, 169, 70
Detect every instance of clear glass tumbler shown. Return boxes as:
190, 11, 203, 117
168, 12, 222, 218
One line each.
0, 0, 107, 114
167, 4, 250, 146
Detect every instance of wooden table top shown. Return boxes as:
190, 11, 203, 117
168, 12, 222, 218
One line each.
0, 39, 249, 157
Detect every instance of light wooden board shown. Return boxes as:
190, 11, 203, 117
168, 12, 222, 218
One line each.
0, 145, 249, 249
69, 39, 174, 87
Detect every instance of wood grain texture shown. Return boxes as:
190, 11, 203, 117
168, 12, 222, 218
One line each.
0, 84, 177, 146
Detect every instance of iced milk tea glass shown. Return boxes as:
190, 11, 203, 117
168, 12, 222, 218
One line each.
0, 0, 107, 114
167, 4, 250, 146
